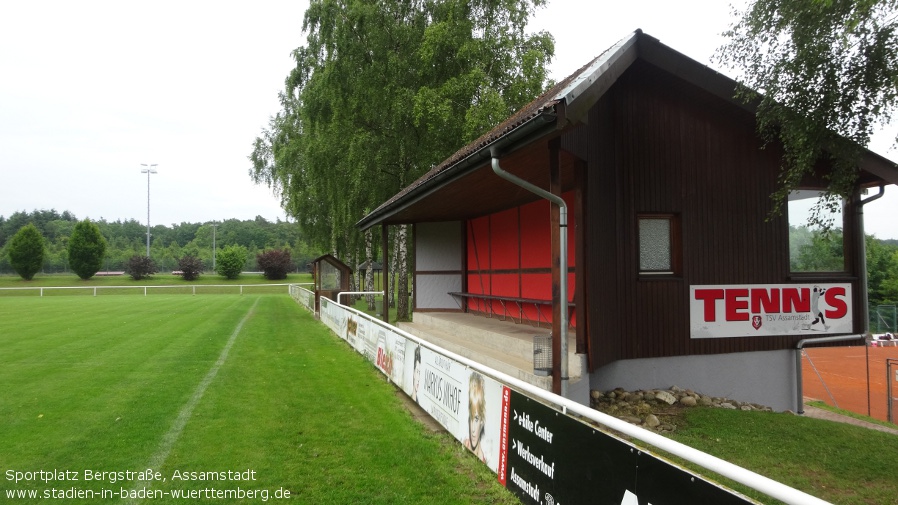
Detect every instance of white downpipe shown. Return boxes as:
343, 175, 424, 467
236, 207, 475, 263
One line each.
490, 150, 569, 397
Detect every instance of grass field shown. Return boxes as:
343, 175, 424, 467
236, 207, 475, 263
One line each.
667, 407, 898, 505
0, 295, 515, 504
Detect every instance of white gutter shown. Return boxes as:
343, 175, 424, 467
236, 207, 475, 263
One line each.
490, 148, 569, 397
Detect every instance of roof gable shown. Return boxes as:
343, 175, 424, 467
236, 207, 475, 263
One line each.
358, 30, 898, 230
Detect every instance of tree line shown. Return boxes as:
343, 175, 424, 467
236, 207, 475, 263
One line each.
0, 209, 321, 275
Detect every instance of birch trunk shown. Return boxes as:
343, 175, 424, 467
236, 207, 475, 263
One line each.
397, 224, 409, 321
389, 233, 397, 308
365, 229, 375, 310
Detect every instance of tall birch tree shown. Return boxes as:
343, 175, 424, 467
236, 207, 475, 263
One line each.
250, 0, 554, 320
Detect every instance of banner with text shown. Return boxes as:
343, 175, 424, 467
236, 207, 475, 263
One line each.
690, 283, 852, 338
316, 301, 757, 504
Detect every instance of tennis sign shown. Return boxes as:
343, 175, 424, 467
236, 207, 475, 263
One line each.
690, 283, 852, 338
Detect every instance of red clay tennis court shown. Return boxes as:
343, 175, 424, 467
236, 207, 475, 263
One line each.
802, 345, 898, 423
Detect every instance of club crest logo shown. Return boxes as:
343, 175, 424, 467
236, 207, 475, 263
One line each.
752, 315, 762, 330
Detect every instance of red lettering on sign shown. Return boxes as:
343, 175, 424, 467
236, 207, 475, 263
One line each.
751, 289, 780, 314
824, 287, 848, 319
782, 288, 810, 313
498, 386, 511, 486
696, 286, 848, 324
725, 289, 750, 321
694, 289, 724, 322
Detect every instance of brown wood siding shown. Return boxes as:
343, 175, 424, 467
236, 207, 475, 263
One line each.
586, 61, 859, 368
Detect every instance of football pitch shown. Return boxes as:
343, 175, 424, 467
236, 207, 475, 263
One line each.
0, 295, 514, 504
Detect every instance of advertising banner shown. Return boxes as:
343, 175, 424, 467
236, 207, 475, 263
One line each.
500, 388, 754, 505
690, 283, 852, 338
309, 300, 759, 504
375, 328, 407, 386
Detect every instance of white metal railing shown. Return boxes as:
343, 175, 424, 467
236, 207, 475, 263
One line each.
0, 284, 292, 297
289, 284, 316, 312
294, 286, 831, 505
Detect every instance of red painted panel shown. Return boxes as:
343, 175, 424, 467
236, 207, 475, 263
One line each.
467, 273, 490, 295
521, 273, 552, 299
491, 273, 519, 298
521, 273, 551, 325
467, 216, 491, 271
490, 208, 520, 270
564, 191, 577, 267
520, 200, 551, 269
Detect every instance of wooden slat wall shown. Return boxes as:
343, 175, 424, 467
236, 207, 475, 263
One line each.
585, 61, 857, 368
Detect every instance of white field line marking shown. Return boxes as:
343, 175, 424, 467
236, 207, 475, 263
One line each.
125, 298, 260, 502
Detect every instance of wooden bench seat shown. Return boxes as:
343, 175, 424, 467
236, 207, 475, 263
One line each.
448, 291, 574, 327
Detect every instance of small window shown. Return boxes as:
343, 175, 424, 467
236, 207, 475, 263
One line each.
787, 191, 845, 273
638, 214, 680, 275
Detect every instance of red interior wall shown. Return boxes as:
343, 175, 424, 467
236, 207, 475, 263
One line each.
465, 193, 576, 326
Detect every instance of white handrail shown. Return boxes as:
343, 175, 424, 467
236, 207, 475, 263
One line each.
336, 291, 384, 305
326, 292, 830, 505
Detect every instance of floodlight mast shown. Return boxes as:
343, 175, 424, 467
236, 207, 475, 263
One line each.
140, 164, 158, 258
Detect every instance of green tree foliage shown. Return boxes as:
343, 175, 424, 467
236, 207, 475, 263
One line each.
257, 249, 293, 280
67, 220, 107, 280
215, 245, 248, 280
249, 0, 554, 320
7, 224, 45, 280
125, 255, 157, 281
718, 0, 898, 224
178, 255, 204, 281
249, 0, 553, 256
789, 226, 845, 272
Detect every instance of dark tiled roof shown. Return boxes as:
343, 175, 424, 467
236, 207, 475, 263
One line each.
358, 37, 625, 227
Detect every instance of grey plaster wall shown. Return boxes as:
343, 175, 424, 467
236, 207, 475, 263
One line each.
590, 349, 799, 412
416, 221, 462, 271
415, 222, 463, 310
416, 274, 463, 309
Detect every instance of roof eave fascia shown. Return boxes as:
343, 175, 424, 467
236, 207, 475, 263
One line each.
558, 30, 641, 126
859, 151, 898, 186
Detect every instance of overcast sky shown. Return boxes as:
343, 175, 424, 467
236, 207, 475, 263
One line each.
1, 1, 896, 239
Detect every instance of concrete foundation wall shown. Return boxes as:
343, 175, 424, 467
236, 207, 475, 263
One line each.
590, 350, 799, 412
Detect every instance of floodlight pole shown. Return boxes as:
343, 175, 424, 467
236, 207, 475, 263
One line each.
140, 163, 158, 257
211, 223, 217, 271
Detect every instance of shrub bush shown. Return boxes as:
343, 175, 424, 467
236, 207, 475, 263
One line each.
125, 255, 157, 280
68, 220, 107, 280
257, 249, 292, 280
178, 255, 204, 281
7, 223, 45, 280
216, 245, 247, 280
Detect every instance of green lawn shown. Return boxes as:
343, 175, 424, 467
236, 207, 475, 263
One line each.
0, 295, 515, 504
666, 407, 898, 505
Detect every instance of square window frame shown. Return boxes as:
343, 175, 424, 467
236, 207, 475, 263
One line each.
637, 213, 682, 277
786, 190, 848, 275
